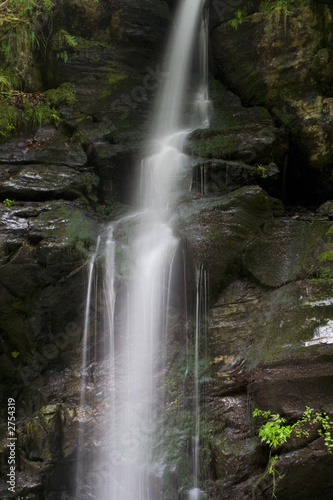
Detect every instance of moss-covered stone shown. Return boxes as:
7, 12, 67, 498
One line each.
176, 186, 278, 298
243, 219, 328, 287
210, 0, 333, 187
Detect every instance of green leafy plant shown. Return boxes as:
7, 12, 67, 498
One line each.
256, 164, 268, 179
0, 0, 54, 85
256, 161, 277, 179
0, 82, 75, 140
253, 407, 333, 497
0, 1, 78, 140
229, 9, 248, 30
254, 406, 333, 451
0, 102, 18, 137
253, 408, 293, 447
53, 29, 77, 63
11, 350, 20, 358
318, 267, 331, 279
3, 198, 15, 207
259, 0, 304, 33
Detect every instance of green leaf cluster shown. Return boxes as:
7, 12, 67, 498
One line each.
254, 406, 333, 497
3, 198, 15, 207
229, 10, 249, 30
53, 29, 78, 62
253, 408, 292, 447
253, 406, 333, 451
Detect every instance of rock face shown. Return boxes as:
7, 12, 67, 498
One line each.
171, 186, 333, 499
0, 0, 333, 499
210, 0, 333, 203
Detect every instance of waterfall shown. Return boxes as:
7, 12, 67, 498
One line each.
75, 236, 101, 499
77, 0, 210, 498
189, 265, 208, 500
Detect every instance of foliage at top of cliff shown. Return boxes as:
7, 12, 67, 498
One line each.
0, 0, 53, 85
0, 0, 81, 140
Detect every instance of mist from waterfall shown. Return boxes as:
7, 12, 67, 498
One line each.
76, 0, 210, 498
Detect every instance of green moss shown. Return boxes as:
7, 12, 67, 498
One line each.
64, 211, 96, 255
70, 128, 86, 144
21, 99, 60, 127
96, 202, 131, 218
75, 35, 112, 49
0, 82, 76, 141
188, 130, 238, 159
318, 267, 331, 279
45, 82, 76, 107
0, 101, 19, 138
107, 67, 127, 86
37, 203, 98, 256
0, 0, 53, 86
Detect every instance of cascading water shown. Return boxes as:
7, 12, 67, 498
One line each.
189, 265, 208, 500
76, 0, 211, 498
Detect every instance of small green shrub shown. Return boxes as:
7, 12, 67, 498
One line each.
256, 164, 268, 179
254, 406, 333, 451
54, 29, 77, 49
229, 10, 248, 30
0, 102, 18, 138
53, 29, 77, 63
256, 161, 277, 179
319, 250, 333, 262
3, 198, 15, 207
253, 408, 292, 447
0, 0, 54, 84
0, 1, 77, 140
0, 82, 76, 140
318, 267, 331, 279
45, 82, 76, 107
253, 407, 333, 497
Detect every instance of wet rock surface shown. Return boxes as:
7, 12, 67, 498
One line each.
209, 0, 333, 202
0, 0, 333, 499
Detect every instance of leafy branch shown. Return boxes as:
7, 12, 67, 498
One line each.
253, 407, 333, 497
229, 10, 249, 30
253, 406, 333, 452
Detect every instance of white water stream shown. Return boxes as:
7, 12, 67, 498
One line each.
77, 1, 210, 498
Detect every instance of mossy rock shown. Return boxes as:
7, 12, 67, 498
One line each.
176, 186, 277, 298
243, 219, 329, 287
187, 129, 238, 159
34, 201, 99, 255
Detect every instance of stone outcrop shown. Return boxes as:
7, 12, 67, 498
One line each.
209, 0, 333, 202
169, 188, 333, 499
0, 0, 333, 499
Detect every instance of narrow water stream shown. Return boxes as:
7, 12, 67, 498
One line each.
77, 1, 211, 498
